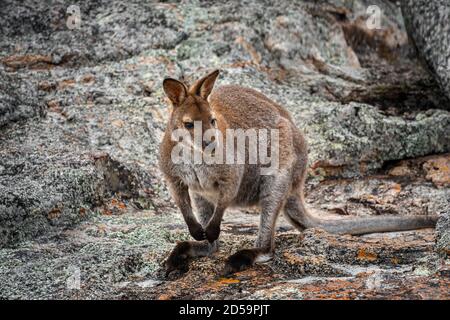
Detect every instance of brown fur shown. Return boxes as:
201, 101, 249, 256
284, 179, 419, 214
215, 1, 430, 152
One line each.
159, 69, 438, 276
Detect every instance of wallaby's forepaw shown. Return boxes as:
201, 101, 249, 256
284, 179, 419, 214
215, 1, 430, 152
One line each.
222, 249, 257, 276
205, 223, 220, 243
165, 242, 191, 277
188, 223, 206, 241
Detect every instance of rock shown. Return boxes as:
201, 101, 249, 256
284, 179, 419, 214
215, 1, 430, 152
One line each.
1, 0, 448, 179
0, 67, 46, 127
274, 228, 435, 277
388, 163, 413, 177
436, 211, 450, 258
143, 228, 447, 300
423, 155, 450, 188
401, 0, 450, 101
0, 0, 186, 68
296, 102, 450, 177
0, 208, 185, 299
0, 135, 142, 247
0, 151, 448, 299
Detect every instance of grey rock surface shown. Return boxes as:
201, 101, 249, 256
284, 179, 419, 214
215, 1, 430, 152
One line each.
401, 0, 450, 101
0, 68, 45, 127
436, 210, 450, 258
0, 118, 144, 246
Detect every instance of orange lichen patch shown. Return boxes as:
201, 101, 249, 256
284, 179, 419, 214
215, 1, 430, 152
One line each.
48, 207, 61, 220
80, 74, 95, 84
391, 257, 400, 265
38, 81, 57, 92
2, 54, 53, 70
57, 79, 76, 90
217, 278, 240, 285
356, 248, 378, 262
47, 100, 62, 112
79, 207, 87, 216
110, 198, 127, 210
310, 160, 347, 177
423, 155, 450, 188
389, 163, 412, 177
282, 251, 303, 265
390, 183, 402, 193
101, 208, 113, 216
209, 277, 240, 289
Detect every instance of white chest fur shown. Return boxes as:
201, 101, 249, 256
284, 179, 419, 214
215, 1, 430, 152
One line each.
176, 164, 221, 204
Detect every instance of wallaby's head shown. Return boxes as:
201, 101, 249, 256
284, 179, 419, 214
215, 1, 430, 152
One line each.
162, 70, 222, 148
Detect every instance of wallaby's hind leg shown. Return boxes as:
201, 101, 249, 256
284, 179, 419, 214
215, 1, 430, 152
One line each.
283, 194, 313, 231
223, 175, 290, 275
165, 195, 218, 276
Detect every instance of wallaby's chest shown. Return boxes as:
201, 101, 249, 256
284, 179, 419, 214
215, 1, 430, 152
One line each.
175, 165, 222, 201
174, 163, 262, 206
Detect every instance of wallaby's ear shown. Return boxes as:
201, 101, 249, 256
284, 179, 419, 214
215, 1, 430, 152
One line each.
163, 78, 187, 107
189, 69, 220, 100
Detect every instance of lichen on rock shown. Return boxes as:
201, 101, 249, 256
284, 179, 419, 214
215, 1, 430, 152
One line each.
401, 0, 450, 101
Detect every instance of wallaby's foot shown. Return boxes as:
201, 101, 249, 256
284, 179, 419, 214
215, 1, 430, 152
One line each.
205, 222, 220, 243
165, 240, 220, 278
223, 248, 274, 275
165, 242, 191, 277
223, 249, 260, 276
188, 223, 206, 241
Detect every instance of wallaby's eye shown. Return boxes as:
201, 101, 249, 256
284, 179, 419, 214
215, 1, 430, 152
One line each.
184, 122, 194, 129
211, 118, 217, 126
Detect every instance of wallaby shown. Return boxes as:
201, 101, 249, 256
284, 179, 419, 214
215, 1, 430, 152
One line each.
159, 69, 438, 276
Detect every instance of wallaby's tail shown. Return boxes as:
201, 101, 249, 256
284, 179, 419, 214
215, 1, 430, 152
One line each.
283, 194, 438, 235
